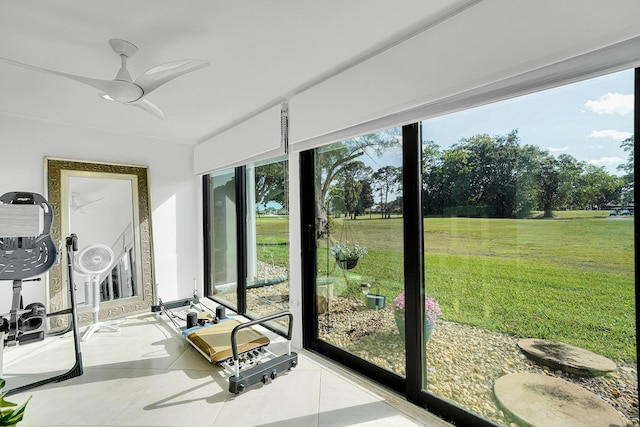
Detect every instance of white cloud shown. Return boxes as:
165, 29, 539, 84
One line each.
588, 157, 623, 167
548, 146, 568, 152
589, 129, 633, 141
584, 93, 633, 115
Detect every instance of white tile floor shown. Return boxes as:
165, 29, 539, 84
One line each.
1, 308, 452, 427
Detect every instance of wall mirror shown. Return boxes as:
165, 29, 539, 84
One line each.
46, 158, 155, 326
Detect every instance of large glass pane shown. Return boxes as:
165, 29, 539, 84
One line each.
315, 128, 407, 376
246, 156, 290, 331
421, 70, 636, 425
207, 169, 238, 310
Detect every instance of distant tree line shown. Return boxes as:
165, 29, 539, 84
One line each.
256, 129, 634, 234
422, 131, 633, 218
323, 130, 633, 222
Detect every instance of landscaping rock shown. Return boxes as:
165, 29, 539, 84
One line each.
248, 271, 638, 427
318, 297, 638, 426
494, 373, 625, 427
518, 338, 617, 376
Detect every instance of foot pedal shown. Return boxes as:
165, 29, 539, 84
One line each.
229, 352, 298, 394
18, 331, 45, 344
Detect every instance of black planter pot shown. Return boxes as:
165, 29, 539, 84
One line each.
336, 258, 358, 270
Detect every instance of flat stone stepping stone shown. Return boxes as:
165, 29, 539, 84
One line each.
494, 373, 624, 427
518, 338, 616, 376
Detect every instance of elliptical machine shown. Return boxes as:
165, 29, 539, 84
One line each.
0, 191, 83, 395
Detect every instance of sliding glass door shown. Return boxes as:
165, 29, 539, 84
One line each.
245, 156, 290, 331
205, 168, 239, 310
302, 68, 636, 426
204, 155, 290, 331
311, 128, 406, 378
419, 69, 636, 425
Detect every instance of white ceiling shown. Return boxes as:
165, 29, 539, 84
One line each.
0, 0, 476, 146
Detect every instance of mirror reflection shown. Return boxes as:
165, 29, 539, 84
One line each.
46, 159, 155, 327
69, 175, 137, 305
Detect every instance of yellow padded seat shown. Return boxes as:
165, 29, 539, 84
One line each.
186, 319, 270, 363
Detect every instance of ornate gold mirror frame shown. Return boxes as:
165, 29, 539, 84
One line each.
46, 158, 155, 326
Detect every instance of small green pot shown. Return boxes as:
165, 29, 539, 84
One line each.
366, 294, 386, 309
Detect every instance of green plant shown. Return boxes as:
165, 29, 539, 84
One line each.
330, 241, 368, 261
0, 378, 30, 426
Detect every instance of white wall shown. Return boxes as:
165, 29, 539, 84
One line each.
0, 114, 200, 313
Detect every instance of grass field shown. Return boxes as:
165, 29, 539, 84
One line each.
258, 211, 636, 362
255, 215, 290, 266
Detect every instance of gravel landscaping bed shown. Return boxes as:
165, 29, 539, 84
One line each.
318, 297, 638, 427
248, 263, 638, 426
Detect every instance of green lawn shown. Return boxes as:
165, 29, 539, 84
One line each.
260, 212, 636, 362
255, 215, 290, 266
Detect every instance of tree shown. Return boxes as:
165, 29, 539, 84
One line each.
437, 143, 472, 215
575, 164, 624, 208
422, 141, 443, 215
316, 129, 401, 235
358, 180, 375, 218
420, 130, 628, 219
372, 165, 400, 218
514, 144, 542, 218
340, 161, 372, 219
535, 154, 561, 218
535, 153, 584, 217
465, 131, 522, 218
617, 135, 634, 204
254, 160, 287, 212
434, 130, 536, 218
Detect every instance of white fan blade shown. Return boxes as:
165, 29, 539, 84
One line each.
0, 57, 143, 102
1, 57, 114, 93
129, 98, 164, 120
134, 59, 208, 95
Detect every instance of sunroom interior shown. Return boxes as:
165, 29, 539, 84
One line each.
0, 1, 638, 426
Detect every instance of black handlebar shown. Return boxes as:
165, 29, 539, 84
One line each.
66, 233, 78, 252
230, 311, 293, 361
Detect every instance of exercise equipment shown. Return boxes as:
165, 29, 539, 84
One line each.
159, 300, 297, 394
0, 192, 55, 347
0, 191, 83, 395
75, 243, 123, 341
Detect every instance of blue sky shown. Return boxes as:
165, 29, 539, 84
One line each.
422, 69, 634, 175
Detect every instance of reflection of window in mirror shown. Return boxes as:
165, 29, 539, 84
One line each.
67, 176, 136, 305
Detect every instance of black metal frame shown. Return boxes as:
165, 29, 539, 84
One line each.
203, 167, 289, 338
202, 167, 247, 313
299, 151, 317, 348
4, 234, 83, 396
402, 122, 424, 402
228, 311, 297, 394
234, 166, 248, 314
202, 175, 212, 299
299, 124, 500, 426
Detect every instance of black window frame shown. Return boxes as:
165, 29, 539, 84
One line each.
298, 67, 638, 425
202, 166, 247, 314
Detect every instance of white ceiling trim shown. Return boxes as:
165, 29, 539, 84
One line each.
194, 0, 480, 145
291, 36, 640, 152
194, 105, 283, 175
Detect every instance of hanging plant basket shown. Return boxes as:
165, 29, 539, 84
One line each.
330, 242, 367, 271
336, 258, 359, 270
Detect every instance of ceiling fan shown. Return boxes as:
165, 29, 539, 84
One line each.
0, 39, 209, 119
